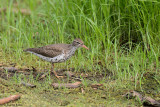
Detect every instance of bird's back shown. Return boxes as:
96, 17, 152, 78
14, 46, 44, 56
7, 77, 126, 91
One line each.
24, 43, 71, 58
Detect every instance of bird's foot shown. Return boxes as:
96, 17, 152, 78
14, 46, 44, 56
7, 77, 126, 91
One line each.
52, 70, 64, 78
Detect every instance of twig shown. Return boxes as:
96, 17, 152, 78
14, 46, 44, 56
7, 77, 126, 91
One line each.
3, 67, 18, 73
0, 95, 21, 105
38, 72, 49, 80
124, 90, 160, 107
91, 84, 103, 89
52, 82, 81, 88
21, 81, 36, 88
65, 71, 74, 77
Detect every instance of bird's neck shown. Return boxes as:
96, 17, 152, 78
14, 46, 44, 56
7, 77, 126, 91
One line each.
70, 44, 79, 50
67, 44, 78, 54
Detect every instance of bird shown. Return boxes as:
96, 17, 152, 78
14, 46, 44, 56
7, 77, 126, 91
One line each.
24, 38, 89, 78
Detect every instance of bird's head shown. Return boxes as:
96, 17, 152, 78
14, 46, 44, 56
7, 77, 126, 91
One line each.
72, 38, 89, 50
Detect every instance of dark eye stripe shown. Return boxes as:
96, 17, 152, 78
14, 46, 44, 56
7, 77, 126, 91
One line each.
76, 41, 80, 44
74, 40, 80, 44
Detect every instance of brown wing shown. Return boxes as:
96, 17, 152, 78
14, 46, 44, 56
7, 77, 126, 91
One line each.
24, 44, 70, 58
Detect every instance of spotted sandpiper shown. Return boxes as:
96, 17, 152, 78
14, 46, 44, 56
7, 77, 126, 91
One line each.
24, 38, 89, 78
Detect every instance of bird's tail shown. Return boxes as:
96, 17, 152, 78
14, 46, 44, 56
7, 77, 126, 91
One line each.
24, 48, 35, 52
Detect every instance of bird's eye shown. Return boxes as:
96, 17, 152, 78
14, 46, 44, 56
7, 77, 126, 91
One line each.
76, 41, 80, 44
74, 40, 81, 45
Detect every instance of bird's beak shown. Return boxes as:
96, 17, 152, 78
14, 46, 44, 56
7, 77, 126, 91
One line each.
82, 45, 89, 50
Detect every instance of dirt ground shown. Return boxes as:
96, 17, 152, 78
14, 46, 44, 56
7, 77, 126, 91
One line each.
0, 63, 160, 106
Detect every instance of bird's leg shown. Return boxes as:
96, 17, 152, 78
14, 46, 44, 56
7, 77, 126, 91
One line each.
51, 63, 63, 78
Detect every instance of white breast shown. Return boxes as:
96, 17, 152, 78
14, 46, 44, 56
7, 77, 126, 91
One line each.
65, 47, 77, 60
50, 53, 66, 63
27, 51, 66, 63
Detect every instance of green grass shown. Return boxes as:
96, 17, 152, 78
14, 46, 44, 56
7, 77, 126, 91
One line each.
0, 0, 160, 106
